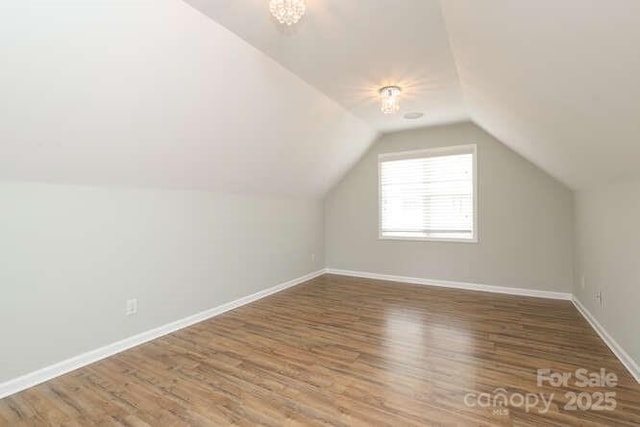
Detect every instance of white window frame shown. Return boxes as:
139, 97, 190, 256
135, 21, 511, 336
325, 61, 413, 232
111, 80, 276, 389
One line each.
378, 144, 478, 243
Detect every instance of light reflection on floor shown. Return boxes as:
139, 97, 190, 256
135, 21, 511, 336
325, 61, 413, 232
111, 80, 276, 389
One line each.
381, 306, 476, 404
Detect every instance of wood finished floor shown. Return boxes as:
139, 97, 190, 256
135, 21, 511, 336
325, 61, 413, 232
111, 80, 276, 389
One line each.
1, 274, 639, 426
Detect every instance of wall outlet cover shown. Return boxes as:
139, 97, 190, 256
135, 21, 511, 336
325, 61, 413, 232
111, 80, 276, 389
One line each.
126, 299, 138, 316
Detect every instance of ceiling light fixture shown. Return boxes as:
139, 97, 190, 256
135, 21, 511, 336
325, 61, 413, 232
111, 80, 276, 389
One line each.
269, 0, 306, 26
379, 86, 402, 114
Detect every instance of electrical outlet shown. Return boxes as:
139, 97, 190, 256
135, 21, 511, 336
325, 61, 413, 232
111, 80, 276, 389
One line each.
581, 275, 586, 290
311, 253, 316, 263
126, 299, 138, 316
595, 291, 603, 306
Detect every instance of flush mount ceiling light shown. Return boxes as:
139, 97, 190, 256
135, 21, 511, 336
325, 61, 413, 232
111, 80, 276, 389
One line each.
270, 0, 306, 26
379, 86, 402, 114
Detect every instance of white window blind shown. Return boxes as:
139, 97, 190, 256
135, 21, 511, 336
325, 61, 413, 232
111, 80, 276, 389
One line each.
379, 145, 476, 241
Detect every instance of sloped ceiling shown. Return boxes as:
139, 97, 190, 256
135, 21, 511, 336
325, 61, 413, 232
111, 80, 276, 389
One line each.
0, 0, 376, 197
441, 0, 640, 189
183, 0, 468, 132
3, 0, 639, 195
187, 0, 640, 191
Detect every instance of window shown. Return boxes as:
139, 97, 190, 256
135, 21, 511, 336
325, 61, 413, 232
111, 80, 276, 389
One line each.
379, 145, 477, 242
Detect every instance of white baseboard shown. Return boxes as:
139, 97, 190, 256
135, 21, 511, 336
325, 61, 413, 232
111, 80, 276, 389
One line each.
0, 269, 325, 400
3, 269, 637, 400
571, 297, 640, 383
325, 268, 572, 300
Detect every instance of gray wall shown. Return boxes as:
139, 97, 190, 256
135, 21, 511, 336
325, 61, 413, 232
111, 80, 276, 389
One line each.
325, 122, 574, 292
0, 182, 324, 383
574, 179, 640, 369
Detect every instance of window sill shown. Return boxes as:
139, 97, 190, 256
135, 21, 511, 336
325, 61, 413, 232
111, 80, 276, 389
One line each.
378, 235, 479, 244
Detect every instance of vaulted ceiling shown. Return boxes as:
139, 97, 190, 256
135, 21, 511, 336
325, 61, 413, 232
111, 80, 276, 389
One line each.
186, 0, 640, 190
441, 0, 640, 189
2, 0, 639, 195
184, 0, 468, 132
0, 0, 375, 197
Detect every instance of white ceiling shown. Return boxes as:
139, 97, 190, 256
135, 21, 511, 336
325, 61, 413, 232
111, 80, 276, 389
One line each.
2, 0, 639, 195
0, 0, 375, 197
183, 0, 468, 133
186, 0, 640, 190
441, 0, 640, 189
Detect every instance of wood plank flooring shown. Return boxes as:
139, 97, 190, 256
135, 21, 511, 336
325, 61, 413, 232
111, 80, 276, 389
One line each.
1, 274, 639, 426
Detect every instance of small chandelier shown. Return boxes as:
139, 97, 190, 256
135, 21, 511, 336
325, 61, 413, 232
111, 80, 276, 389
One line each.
379, 86, 402, 114
270, 0, 306, 26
